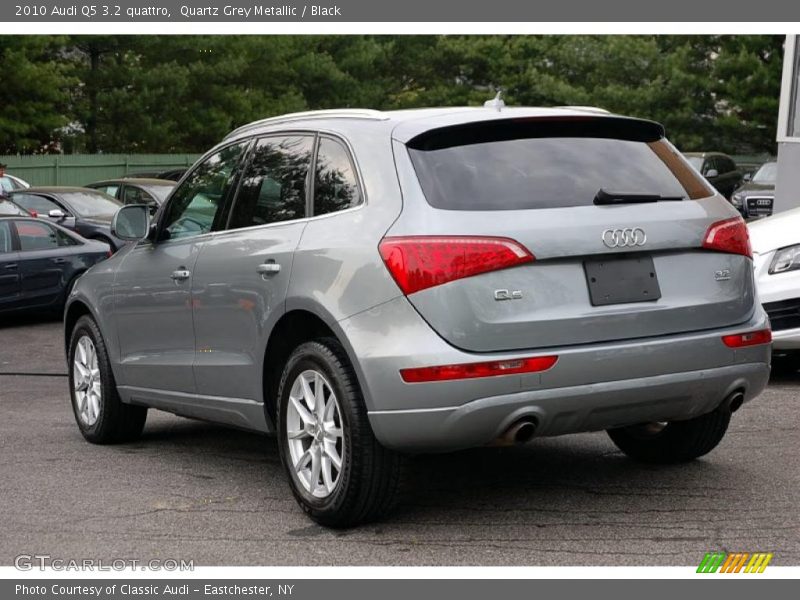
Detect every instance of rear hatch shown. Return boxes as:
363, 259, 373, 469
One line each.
383, 115, 755, 352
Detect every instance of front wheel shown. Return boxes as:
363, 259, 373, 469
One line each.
607, 405, 732, 464
276, 338, 403, 528
68, 315, 147, 444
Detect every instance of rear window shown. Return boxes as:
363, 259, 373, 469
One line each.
407, 119, 712, 211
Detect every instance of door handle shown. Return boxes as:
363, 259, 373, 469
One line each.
171, 269, 191, 281
4, 263, 17, 270
52, 258, 67, 264
257, 262, 281, 276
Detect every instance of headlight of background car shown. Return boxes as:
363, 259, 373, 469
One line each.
731, 192, 745, 207
769, 244, 800, 274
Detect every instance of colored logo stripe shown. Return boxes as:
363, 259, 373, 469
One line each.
697, 552, 773, 573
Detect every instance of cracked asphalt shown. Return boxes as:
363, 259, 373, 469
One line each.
1, 315, 799, 566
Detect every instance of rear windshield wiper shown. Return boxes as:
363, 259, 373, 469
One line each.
594, 189, 685, 205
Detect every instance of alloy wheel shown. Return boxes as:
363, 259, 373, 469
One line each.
285, 369, 346, 498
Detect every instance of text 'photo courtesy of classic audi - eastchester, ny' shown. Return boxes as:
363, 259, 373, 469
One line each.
63, 105, 772, 527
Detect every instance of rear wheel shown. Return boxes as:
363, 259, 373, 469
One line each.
607, 405, 731, 464
68, 315, 147, 443
276, 338, 403, 528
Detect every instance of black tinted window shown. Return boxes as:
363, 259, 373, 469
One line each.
228, 136, 313, 229
408, 122, 709, 211
16, 220, 59, 251
314, 137, 362, 216
162, 142, 248, 240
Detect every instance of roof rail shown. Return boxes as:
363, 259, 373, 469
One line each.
555, 105, 611, 114
224, 109, 388, 140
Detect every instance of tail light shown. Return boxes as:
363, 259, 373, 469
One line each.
400, 355, 558, 383
378, 236, 534, 295
721, 329, 772, 348
702, 217, 752, 258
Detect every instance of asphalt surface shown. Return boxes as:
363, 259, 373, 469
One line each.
1, 315, 798, 566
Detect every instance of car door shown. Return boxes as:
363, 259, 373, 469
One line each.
113, 141, 249, 394
13, 219, 69, 307
0, 221, 21, 310
190, 134, 314, 406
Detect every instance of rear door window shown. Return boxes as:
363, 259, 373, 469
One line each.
16, 220, 59, 251
407, 119, 711, 211
228, 135, 314, 229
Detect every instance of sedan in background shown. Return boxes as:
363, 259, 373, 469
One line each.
85, 178, 175, 216
8, 187, 126, 251
0, 216, 109, 315
683, 152, 743, 199
750, 207, 800, 359
732, 161, 777, 220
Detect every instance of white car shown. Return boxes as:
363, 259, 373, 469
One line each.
0, 174, 30, 192
749, 207, 800, 352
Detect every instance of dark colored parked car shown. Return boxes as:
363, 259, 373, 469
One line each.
126, 168, 187, 182
0, 216, 109, 315
731, 161, 777, 220
85, 178, 176, 216
0, 199, 31, 217
683, 152, 743, 199
8, 187, 126, 251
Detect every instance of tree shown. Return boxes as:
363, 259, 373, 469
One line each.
0, 36, 74, 153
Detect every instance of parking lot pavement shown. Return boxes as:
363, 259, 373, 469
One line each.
1, 318, 799, 567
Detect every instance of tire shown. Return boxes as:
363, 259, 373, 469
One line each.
276, 338, 403, 528
607, 405, 732, 464
68, 315, 147, 444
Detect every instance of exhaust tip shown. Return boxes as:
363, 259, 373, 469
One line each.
514, 421, 537, 444
489, 418, 538, 447
728, 392, 745, 413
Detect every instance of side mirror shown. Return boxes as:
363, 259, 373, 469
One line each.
48, 209, 65, 219
705, 169, 719, 179
111, 204, 150, 241
743, 172, 752, 182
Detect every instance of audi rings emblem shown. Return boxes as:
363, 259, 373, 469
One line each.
602, 228, 647, 248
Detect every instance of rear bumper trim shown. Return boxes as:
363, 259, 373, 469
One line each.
368, 362, 770, 453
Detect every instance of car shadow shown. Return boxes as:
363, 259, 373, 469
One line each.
130, 414, 743, 527
0, 312, 61, 330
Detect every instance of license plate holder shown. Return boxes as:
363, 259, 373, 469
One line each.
747, 197, 773, 217
584, 255, 661, 306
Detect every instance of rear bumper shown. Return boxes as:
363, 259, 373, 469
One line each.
368, 362, 769, 452
338, 296, 771, 453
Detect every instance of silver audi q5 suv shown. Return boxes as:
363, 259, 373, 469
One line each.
64, 106, 771, 527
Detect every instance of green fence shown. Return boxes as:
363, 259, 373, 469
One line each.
0, 154, 201, 187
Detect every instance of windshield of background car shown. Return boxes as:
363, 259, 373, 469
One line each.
752, 162, 778, 184
60, 191, 123, 218
408, 118, 712, 210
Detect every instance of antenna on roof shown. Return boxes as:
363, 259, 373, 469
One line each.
484, 90, 505, 112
